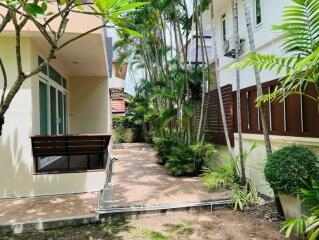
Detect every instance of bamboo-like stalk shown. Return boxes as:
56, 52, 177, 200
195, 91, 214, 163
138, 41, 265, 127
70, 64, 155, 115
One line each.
233, 0, 246, 185
210, 1, 234, 162
196, 10, 208, 142
242, 0, 272, 157
242, 0, 284, 217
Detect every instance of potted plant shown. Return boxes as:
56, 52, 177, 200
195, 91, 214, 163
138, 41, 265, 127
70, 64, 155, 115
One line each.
264, 145, 319, 219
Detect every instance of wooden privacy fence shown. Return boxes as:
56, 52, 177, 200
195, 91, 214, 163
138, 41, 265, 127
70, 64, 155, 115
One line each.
197, 80, 319, 147
196, 84, 234, 146
233, 80, 319, 138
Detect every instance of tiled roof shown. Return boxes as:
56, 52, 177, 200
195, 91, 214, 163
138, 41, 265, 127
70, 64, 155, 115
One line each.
109, 88, 132, 100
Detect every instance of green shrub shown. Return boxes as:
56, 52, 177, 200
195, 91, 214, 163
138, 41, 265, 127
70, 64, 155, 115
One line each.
201, 143, 257, 190
154, 134, 179, 165
201, 156, 236, 190
113, 116, 140, 143
191, 142, 217, 165
165, 142, 216, 176
112, 116, 133, 130
264, 145, 319, 195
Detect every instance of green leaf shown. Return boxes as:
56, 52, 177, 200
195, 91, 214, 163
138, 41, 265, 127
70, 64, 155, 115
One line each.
41, 2, 48, 12
25, 3, 45, 16
122, 28, 143, 38
114, 2, 148, 13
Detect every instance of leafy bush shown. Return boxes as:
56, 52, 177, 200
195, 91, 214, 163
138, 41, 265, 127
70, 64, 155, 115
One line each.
165, 142, 216, 176
201, 143, 257, 190
230, 180, 261, 211
264, 145, 319, 195
201, 156, 237, 190
113, 116, 133, 130
154, 134, 180, 165
112, 116, 138, 143
191, 143, 217, 165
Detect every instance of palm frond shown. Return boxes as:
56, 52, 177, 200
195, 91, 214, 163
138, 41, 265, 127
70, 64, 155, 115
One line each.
273, 0, 319, 55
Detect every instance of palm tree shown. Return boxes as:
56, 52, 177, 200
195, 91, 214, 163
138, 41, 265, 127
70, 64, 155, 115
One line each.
242, 0, 284, 217
233, 0, 245, 185
210, 1, 234, 162
242, 0, 272, 157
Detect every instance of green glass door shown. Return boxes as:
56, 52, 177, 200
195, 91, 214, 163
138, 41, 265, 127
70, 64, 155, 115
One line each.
58, 90, 63, 134
39, 81, 48, 135
50, 86, 57, 135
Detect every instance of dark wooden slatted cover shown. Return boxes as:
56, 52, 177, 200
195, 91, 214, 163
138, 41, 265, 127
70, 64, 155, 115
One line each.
196, 85, 234, 147
31, 134, 111, 157
232, 79, 319, 138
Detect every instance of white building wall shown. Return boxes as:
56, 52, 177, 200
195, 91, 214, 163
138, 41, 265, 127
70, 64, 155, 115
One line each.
198, 0, 319, 197
212, 0, 290, 89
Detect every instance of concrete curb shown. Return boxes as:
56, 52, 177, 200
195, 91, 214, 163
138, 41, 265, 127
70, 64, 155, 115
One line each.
0, 214, 98, 235
99, 199, 231, 220
0, 199, 231, 235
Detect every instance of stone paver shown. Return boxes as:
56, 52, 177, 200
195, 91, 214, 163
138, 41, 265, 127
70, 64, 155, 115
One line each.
0, 192, 99, 224
112, 143, 229, 207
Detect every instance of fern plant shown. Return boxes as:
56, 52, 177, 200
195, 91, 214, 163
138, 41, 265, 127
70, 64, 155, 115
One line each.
234, 0, 319, 105
201, 156, 237, 190
201, 143, 257, 190
165, 142, 216, 176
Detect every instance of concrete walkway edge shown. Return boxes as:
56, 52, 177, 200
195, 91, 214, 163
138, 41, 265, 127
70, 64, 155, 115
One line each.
0, 214, 98, 235
0, 199, 231, 235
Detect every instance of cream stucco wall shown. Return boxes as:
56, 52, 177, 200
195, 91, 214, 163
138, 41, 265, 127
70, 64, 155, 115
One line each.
0, 36, 34, 198
0, 36, 109, 198
69, 76, 108, 134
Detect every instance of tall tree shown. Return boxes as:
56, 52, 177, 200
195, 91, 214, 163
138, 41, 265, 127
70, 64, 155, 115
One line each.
233, 0, 245, 185
242, 0, 272, 156
210, 1, 234, 162
242, 0, 284, 217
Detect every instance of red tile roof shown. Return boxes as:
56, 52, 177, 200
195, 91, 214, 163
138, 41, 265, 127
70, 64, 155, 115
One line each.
112, 99, 125, 113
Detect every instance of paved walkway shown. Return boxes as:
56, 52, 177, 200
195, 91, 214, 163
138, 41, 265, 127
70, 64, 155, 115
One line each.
0, 192, 99, 224
111, 143, 229, 207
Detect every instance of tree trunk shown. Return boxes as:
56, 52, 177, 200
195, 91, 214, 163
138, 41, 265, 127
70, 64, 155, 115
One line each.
242, 0, 284, 217
199, 14, 211, 142
233, 0, 246, 186
196, 10, 207, 142
242, 0, 271, 156
210, 2, 234, 162
0, 115, 4, 136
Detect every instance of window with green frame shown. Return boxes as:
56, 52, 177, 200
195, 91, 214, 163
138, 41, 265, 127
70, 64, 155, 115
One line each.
38, 56, 67, 89
38, 56, 68, 135
254, 0, 262, 26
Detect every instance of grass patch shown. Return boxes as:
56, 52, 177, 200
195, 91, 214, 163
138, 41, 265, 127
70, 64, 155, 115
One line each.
132, 229, 170, 240
131, 220, 194, 240
97, 220, 134, 239
165, 220, 194, 236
